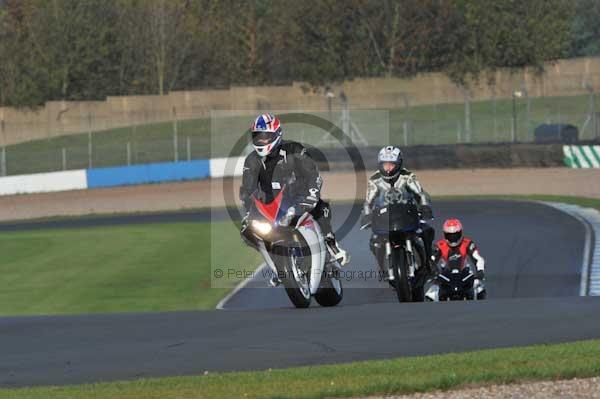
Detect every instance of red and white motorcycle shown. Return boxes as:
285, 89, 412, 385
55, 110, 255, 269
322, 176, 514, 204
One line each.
246, 187, 343, 308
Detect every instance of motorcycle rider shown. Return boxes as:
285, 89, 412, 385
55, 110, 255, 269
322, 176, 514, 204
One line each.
430, 218, 486, 299
239, 113, 349, 286
360, 145, 436, 282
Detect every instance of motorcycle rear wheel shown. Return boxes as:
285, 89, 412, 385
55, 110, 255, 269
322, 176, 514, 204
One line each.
315, 270, 343, 307
411, 248, 426, 302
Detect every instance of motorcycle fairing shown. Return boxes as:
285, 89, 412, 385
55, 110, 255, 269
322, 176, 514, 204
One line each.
296, 215, 326, 295
254, 188, 286, 223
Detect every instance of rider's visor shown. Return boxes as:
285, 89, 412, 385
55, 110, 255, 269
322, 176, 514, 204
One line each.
444, 232, 462, 244
252, 131, 276, 146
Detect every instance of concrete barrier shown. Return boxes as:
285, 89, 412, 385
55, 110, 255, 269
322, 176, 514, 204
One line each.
0, 170, 87, 195
0, 157, 243, 196
86, 160, 211, 189
0, 142, 588, 196
209, 157, 245, 178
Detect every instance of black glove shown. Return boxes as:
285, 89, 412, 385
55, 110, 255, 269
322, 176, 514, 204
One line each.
298, 196, 318, 214
360, 214, 372, 230
420, 205, 433, 220
474, 270, 485, 280
241, 211, 250, 230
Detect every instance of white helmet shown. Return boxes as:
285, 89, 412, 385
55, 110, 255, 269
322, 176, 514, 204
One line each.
378, 146, 403, 180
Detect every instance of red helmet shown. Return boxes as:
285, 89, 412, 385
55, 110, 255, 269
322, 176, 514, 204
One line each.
443, 218, 463, 247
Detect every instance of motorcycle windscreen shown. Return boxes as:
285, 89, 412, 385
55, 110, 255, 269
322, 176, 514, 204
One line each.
371, 202, 420, 234
442, 267, 475, 292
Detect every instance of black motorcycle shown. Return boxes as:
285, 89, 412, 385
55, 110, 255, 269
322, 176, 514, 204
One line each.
430, 257, 486, 301
368, 191, 428, 303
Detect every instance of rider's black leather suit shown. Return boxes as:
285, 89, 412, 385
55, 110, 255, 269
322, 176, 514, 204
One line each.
239, 141, 333, 247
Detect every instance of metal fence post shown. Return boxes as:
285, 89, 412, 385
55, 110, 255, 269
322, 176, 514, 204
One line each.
520, 83, 530, 142
511, 92, 518, 143
87, 113, 93, 168
465, 96, 471, 143
127, 142, 131, 166
88, 131, 93, 169
62, 148, 66, 170
0, 119, 5, 176
511, 118, 516, 143
132, 123, 137, 164
186, 136, 191, 161
459, 85, 471, 143
0, 147, 5, 176
492, 91, 498, 142
433, 102, 438, 138
173, 107, 179, 162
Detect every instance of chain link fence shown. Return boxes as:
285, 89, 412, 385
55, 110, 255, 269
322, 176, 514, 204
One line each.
0, 90, 599, 177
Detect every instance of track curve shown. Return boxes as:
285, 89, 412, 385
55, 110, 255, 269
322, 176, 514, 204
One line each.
1, 200, 598, 388
221, 200, 585, 309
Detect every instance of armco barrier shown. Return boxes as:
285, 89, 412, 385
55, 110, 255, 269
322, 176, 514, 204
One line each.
208, 157, 245, 178
0, 158, 244, 196
0, 170, 87, 196
0, 141, 577, 196
563, 145, 600, 168
86, 160, 211, 189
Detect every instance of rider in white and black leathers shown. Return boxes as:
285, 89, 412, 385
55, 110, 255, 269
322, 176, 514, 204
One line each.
360, 146, 436, 280
239, 114, 349, 285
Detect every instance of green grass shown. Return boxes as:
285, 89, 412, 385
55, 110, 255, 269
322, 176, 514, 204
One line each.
5, 93, 599, 175
5, 339, 600, 399
0, 221, 260, 315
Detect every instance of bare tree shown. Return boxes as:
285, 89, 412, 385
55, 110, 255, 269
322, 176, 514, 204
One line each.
141, 0, 196, 95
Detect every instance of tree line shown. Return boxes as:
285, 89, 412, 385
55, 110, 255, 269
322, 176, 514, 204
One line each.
0, 0, 595, 108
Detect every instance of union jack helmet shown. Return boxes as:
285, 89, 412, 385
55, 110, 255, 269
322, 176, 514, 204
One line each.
250, 113, 282, 157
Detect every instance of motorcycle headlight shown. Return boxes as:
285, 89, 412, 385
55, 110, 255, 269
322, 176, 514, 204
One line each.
252, 220, 272, 235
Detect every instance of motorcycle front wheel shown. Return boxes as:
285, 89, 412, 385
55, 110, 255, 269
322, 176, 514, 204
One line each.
273, 244, 311, 308
392, 247, 412, 303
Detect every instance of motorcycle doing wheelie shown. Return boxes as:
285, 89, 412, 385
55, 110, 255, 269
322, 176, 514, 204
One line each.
246, 187, 343, 308
425, 257, 486, 301
366, 189, 429, 303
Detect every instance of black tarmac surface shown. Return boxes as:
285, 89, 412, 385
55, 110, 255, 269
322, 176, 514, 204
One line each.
1, 200, 597, 388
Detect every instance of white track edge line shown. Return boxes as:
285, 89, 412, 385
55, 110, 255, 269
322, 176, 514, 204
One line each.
215, 263, 267, 310
541, 202, 598, 296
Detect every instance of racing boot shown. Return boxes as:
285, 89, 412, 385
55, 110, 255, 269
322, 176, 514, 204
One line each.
325, 233, 350, 266
269, 276, 282, 287
474, 269, 486, 300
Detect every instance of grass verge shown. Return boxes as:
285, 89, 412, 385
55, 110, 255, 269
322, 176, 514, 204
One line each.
4, 339, 600, 399
0, 220, 260, 315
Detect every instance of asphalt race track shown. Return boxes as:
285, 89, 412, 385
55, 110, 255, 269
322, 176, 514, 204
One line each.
222, 200, 585, 308
2, 200, 599, 388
